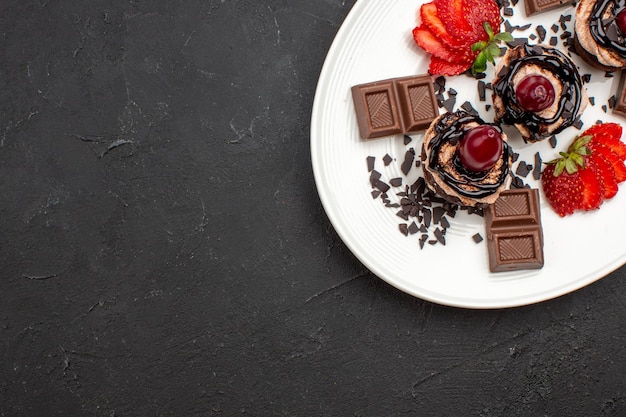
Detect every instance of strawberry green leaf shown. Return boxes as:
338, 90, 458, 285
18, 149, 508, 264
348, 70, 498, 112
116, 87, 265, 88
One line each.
554, 159, 566, 177
483, 22, 494, 38
472, 41, 488, 52
564, 158, 578, 175
494, 32, 514, 43
472, 51, 487, 74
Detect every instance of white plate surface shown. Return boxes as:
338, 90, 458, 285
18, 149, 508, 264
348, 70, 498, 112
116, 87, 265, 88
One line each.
311, 0, 626, 308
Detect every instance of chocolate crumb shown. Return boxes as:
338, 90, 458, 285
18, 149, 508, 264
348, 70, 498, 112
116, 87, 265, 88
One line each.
408, 221, 419, 235
375, 180, 390, 193
401, 149, 415, 175
609, 95, 617, 109
549, 36, 558, 46
549, 136, 558, 148
366, 156, 375, 172
433, 206, 446, 224
551, 24, 559, 33
371, 190, 381, 199
440, 217, 450, 229
533, 152, 543, 181
478, 81, 486, 101
399, 223, 409, 236
515, 161, 532, 178
442, 96, 456, 112
536, 25, 546, 42
472, 233, 484, 243
419, 234, 428, 249
383, 154, 393, 166
404, 135, 412, 145
573, 117, 584, 130
423, 207, 432, 228
390, 177, 403, 187
370, 170, 381, 187
434, 228, 446, 245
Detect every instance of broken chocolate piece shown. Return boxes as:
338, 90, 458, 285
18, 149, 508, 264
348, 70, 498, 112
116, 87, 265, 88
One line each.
613, 71, 626, 118
528, 0, 575, 18
352, 75, 438, 139
484, 188, 544, 272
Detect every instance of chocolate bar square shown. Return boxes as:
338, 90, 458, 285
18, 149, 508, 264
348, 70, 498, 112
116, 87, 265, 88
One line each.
351, 75, 438, 139
351, 80, 403, 139
488, 228, 544, 272
484, 188, 544, 273
395, 76, 439, 132
524, 0, 575, 17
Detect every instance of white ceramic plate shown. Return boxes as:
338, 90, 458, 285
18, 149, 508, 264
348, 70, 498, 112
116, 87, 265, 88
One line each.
310, 0, 626, 308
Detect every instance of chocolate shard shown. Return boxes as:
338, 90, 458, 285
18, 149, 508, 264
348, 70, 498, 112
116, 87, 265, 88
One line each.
613, 70, 626, 118
484, 188, 544, 273
352, 80, 403, 139
352, 75, 439, 139
395, 75, 440, 133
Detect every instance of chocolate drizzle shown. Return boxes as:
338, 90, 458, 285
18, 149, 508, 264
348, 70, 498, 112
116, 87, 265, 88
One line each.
590, 0, 626, 57
493, 44, 584, 141
427, 111, 512, 200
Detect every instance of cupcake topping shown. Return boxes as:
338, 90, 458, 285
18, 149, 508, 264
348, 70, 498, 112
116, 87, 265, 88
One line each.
515, 74, 556, 112
590, 0, 626, 57
459, 125, 504, 172
493, 44, 585, 140
426, 111, 512, 199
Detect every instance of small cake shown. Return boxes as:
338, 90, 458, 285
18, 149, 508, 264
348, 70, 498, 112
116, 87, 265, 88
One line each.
575, 0, 626, 71
421, 110, 513, 207
492, 44, 589, 142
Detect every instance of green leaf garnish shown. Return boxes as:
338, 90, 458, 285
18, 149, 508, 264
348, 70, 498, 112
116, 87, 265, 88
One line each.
470, 22, 512, 75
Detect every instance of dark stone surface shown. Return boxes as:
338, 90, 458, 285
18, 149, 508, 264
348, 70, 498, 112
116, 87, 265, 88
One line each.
2, 1, 626, 416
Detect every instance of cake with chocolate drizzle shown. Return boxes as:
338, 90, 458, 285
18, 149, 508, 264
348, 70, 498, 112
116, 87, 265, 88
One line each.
421, 110, 513, 207
575, 0, 626, 71
491, 44, 589, 142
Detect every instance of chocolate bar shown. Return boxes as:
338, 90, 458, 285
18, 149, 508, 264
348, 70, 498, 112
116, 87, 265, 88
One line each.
351, 75, 438, 139
613, 70, 626, 118
484, 188, 544, 272
524, 0, 575, 17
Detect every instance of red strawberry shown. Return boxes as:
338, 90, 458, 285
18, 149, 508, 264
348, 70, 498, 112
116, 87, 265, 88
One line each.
541, 164, 584, 217
428, 56, 471, 76
587, 140, 626, 183
465, 0, 502, 40
412, 27, 474, 65
578, 158, 604, 210
586, 122, 626, 159
434, 0, 473, 38
541, 123, 626, 217
590, 152, 619, 199
420, 2, 466, 47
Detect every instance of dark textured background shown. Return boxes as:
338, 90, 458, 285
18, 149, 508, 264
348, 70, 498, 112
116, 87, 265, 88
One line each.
2, 1, 626, 416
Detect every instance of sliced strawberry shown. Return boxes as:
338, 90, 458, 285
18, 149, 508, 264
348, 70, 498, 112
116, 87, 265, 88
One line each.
586, 122, 626, 159
589, 152, 619, 199
588, 140, 626, 183
465, 0, 502, 40
541, 164, 584, 217
420, 2, 466, 47
578, 158, 604, 210
428, 56, 470, 76
412, 27, 474, 64
434, 0, 473, 38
